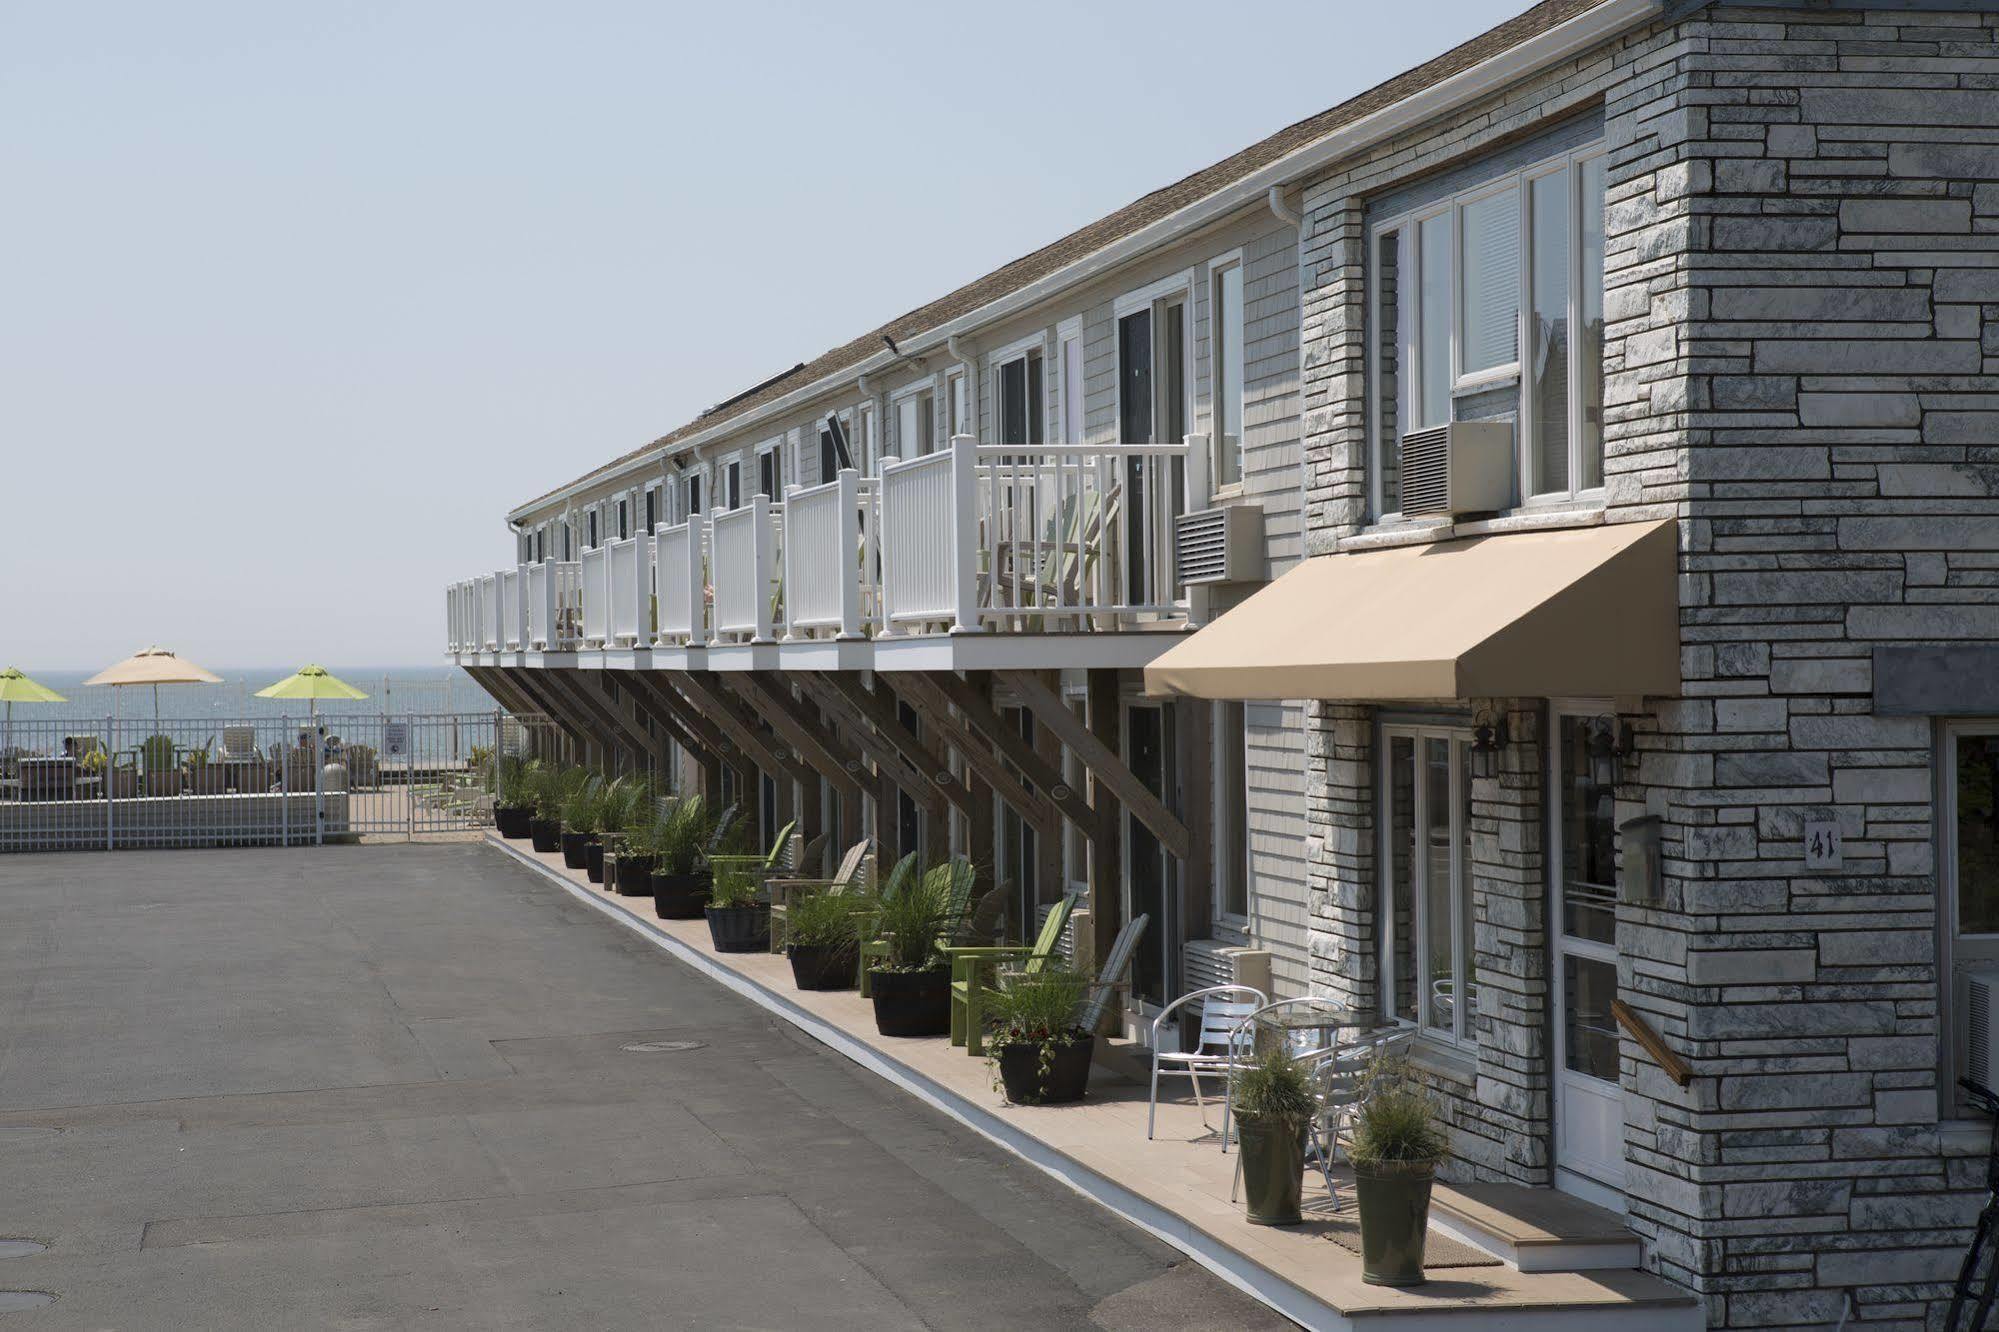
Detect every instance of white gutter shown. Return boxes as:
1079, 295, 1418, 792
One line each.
509, 0, 1661, 522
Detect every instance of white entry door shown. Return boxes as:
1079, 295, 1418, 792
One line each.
1550, 709, 1626, 1202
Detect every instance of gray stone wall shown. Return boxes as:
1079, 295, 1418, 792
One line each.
1298, 3, 1999, 1326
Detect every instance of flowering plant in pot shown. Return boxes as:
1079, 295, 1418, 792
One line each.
985, 969, 1094, 1105
647, 796, 715, 919
703, 864, 768, 952
1349, 1059, 1448, 1287
865, 855, 971, 1038
557, 771, 601, 869
1230, 1047, 1315, 1226
784, 888, 869, 991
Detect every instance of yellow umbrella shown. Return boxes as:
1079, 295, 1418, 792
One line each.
0, 667, 66, 753
254, 664, 368, 724
85, 646, 222, 723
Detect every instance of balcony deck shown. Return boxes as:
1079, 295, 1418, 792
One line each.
450, 437, 1209, 674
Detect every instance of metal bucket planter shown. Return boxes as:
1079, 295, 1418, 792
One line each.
585, 840, 605, 883
1354, 1160, 1435, 1286
651, 871, 710, 919
704, 905, 769, 953
559, 831, 589, 868
1235, 1117, 1307, 1226
868, 966, 951, 1037
995, 1033, 1094, 1105
787, 943, 857, 991
615, 853, 656, 896
530, 818, 561, 853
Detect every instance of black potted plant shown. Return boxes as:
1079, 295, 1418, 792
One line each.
648, 795, 715, 919
558, 771, 600, 869
610, 787, 660, 895
1350, 1059, 1449, 1287
784, 888, 869, 990
985, 969, 1095, 1105
492, 756, 534, 839
865, 854, 971, 1038
1231, 1046, 1315, 1227
528, 763, 568, 853
597, 777, 651, 893
704, 864, 769, 952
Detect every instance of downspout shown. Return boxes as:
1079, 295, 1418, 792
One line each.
947, 334, 978, 441
1267, 184, 1309, 562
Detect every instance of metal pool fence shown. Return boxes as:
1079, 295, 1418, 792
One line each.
0, 711, 570, 853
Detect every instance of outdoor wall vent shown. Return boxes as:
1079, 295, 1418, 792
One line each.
1174, 504, 1265, 585
1969, 966, 1999, 1091
1397, 421, 1513, 518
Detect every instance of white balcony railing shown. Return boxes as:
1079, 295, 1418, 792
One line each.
579, 545, 610, 646
445, 434, 1208, 656
655, 516, 706, 647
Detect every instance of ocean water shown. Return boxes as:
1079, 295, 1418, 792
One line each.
11, 667, 496, 725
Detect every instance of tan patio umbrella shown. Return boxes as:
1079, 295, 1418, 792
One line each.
84, 646, 222, 723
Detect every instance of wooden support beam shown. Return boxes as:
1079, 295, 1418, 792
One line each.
1179, 698, 1215, 944
500, 668, 610, 767
608, 671, 716, 764
545, 671, 655, 768
654, 671, 811, 791
723, 673, 868, 803
910, 671, 1098, 837
881, 673, 1056, 842
995, 668, 1191, 861
791, 673, 957, 818
1085, 669, 1124, 967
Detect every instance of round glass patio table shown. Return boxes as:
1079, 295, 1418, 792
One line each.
1250, 998, 1365, 1058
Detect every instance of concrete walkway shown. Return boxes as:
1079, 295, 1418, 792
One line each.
0, 844, 1290, 1330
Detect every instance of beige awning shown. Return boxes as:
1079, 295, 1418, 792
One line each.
1145, 518, 1680, 702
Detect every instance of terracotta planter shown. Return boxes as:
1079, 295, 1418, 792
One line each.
1354, 1160, 1436, 1286
704, 904, 769, 953
994, 1032, 1094, 1105
868, 966, 951, 1037
787, 943, 857, 991
651, 870, 710, 919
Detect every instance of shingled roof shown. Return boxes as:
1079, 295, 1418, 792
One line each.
515, 0, 1608, 515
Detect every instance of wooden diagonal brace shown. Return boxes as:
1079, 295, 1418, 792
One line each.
790, 673, 952, 818
498, 668, 618, 759
629, 670, 808, 789
546, 670, 657, 759
994, 668, 1191, 861
909, 671, 1098, 839
672, 671, 863, 801
881, 673, 1056, 841
725, 673, 871, 803
655, 670, 812, 789
606, 671, 716, 763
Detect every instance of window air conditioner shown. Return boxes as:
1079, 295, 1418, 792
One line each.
1398, 421, 1513, 518
1173, 504, 1266, 585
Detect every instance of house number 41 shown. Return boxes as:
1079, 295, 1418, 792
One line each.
1803, 820, 1843, 872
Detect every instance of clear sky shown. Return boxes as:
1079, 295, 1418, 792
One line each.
2, 1, 1522, 669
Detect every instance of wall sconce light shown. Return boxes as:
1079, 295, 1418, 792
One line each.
1587, 715, 1633, 789
1470, 710, 1509, 780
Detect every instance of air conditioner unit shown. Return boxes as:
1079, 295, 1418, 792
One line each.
1174, 504, 1266, 585
1181, 939, 1273, 997
1969, 966, 1999, 1092
1398, 421, 1513, 517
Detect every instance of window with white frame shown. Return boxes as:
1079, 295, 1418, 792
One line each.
1381, 725, 1480, 1050
586, 508, 599, 549
996, 345, 1045, 448
946, 369, 968, 439
684, 472, 703, 521
617, 497, 630, 541
1368, 145, 1606, 518
756, 442, 780, 499
534, 526, 546, 562
1211, 258, 1246, 489
895, 387, 936, 458
644, 486, 659, 534
724, 459, 742, 510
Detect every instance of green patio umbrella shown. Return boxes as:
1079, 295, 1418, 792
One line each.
254, 664, 368, 724
0, 667, 67, 754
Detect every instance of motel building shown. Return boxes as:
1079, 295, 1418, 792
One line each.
449, 2, 1999, 1324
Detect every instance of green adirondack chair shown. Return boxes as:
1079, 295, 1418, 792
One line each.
706, 817, 797, 890
856, 856, 976, 997
944, 891, 1080, 1055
